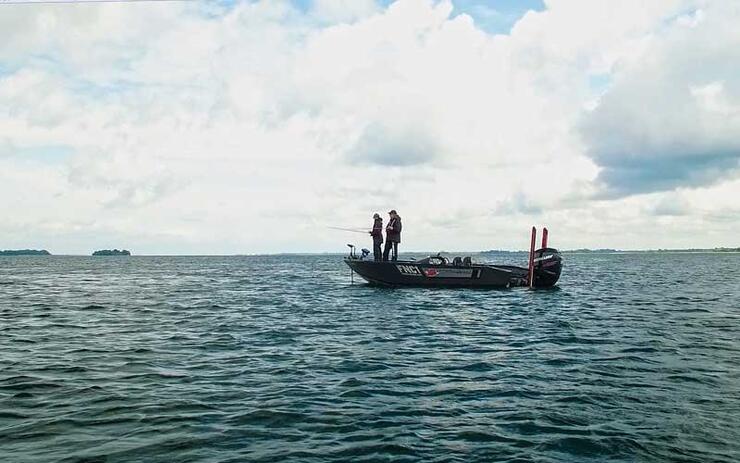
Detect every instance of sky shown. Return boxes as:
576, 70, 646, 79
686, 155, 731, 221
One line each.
1, 0, 739, 254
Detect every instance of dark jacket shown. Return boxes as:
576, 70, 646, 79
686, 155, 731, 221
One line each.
386, 216, 402, 243
371, 218, 383, 243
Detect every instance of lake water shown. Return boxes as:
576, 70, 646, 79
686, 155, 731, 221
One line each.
1, 253, 739, 462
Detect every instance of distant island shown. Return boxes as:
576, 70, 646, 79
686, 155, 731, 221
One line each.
480, 249, 525, 254
562, 248, 739, 253
482, 247, 738, 254
0, 249, 51, 256
92, 249, 131, 256
562, 249, 619, 253
652, 247, 740, 253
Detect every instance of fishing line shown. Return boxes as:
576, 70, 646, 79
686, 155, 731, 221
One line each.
327, 227, 369, 234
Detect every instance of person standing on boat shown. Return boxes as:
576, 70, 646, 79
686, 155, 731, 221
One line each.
370, 213, 383, 261
383, 210, 402, 261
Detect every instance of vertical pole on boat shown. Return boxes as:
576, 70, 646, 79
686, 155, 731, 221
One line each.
347, 244, 355, 285
541, 227, 549, 249
528, 226, 537, 289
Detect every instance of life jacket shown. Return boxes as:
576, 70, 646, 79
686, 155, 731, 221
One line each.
386, 216, 402, 242
372, 218, 383, 241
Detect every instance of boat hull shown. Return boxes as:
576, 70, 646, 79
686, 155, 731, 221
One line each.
344, 249, 562, 289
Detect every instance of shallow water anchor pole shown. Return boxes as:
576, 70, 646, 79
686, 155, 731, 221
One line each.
347, 244, 355, 285
528, 226, 537, 289
541, 227, 549, 249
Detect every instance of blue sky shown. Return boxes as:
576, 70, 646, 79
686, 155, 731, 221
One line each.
212, 0, 546, 34
446, 0, 544, 33
288, 0, 545, 33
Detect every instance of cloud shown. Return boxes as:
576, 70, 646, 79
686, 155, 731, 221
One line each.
347, 121, 441, 166
649, 192, 691, 217
1, 0, 739, 253
452, 0, 544, 34
581, 2, 740, 197
491, 191, 544, 216
310, 0, 380, 24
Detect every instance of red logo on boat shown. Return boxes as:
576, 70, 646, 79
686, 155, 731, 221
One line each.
424, 268, 439, 277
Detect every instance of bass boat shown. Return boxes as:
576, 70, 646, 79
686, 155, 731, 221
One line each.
344, 227, 562, 289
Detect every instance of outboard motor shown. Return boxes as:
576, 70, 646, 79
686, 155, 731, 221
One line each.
532, 247, 563, 287
526, 227, 563, 288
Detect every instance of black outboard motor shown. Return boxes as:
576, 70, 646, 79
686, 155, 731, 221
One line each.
532, 247, 563, 287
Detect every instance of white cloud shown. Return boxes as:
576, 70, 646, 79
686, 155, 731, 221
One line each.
310, 0, 379, 24
580, 1, 740, 196
0, 0, 738, 253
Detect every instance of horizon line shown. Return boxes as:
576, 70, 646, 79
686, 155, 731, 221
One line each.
2, 247, 740, 257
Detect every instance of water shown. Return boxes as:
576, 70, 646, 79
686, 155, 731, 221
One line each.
1, 253, 739, 462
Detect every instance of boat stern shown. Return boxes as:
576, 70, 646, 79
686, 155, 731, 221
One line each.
532, 247, 563, 287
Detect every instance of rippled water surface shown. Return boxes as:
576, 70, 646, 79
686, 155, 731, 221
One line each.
1, 253, 739, 462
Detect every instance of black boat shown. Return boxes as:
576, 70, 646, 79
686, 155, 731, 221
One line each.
343, 227, 562, 289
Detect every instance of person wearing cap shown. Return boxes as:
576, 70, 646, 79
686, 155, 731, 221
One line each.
369, 213, 383, 261
383, 210, 402, 261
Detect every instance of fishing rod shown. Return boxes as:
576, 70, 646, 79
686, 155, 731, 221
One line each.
328, 226, 370, 234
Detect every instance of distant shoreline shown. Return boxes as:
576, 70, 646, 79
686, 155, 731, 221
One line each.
0, 249, 51, 256
559, 248, 740, 254
2, 248, 738, 257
